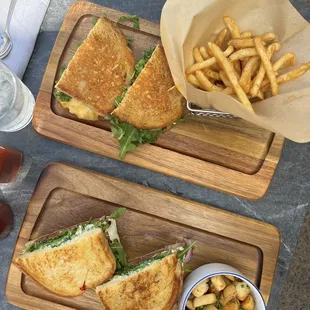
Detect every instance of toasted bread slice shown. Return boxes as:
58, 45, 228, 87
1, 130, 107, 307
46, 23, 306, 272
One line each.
112, 45, 184, 129
96, 253, 182, 310
14, 228, 116, 297
55, 17, 135, 116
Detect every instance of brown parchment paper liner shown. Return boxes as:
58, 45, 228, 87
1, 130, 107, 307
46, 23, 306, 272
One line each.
160, 0, 310, 142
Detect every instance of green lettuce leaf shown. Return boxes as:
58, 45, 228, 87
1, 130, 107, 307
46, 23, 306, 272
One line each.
118, 15, 140, 29
110, 116, 163, 159
110, 240, 127, 270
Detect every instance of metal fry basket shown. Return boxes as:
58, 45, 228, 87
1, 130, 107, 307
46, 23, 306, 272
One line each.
187, 101, 237, 118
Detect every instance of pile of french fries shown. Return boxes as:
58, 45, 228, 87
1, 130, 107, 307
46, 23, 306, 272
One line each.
186, 16, 310, 112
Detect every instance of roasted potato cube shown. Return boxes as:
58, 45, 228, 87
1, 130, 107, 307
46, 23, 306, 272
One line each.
205, 305, 219, 310
192, 280, 209, 297
235, 281, 251, 301
223, 299, 240, 310
225, 275, 235, 282
186, 299, 195, 310
241, 294, 255, 310
223, 284, 237, 304
193, 293, 217, 308
211, 275, 226, 291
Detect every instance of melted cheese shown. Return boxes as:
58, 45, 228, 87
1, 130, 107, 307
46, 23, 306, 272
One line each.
59, 98, 99, 121
106, 219, 120, 242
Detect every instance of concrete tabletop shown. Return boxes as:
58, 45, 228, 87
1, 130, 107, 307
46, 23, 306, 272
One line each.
0, 1, 309, 309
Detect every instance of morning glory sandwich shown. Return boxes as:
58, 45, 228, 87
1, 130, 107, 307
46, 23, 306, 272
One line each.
96, 242, 194, 310
111, 44, 184, 159
14, 208, 127, 297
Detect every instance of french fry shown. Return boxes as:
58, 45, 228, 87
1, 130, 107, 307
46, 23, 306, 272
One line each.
223, 16, 240, 38
199, 46, 209, 60
229, 48, 258, 62
250, 45, 275, 96
228, 38, 257, 49
199, 47, 220, 70
261, 62, 310, 92
186, 45, 234, 75
272, 52, 296, 72
204, 69, 221, 80
208, 42, 254, 112
222, 87, 234, 95
261, 32, 277, 42
195, 70, 223, 92
250, 43, 281, 96
234, 61, 242, 76
193, 47, 204, 62
220, 71, 232, 87
229, 33, 275, 49
229, 60, 241, 80
215, 28, 228, 49
254, 36, 278, 95
207, 28, 228, 56
240, 31, 252, 38
239, 56, 260, 93
187, 74, 201, 87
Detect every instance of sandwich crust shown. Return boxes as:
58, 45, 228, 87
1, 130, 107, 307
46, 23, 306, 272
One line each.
113, 45, 184, 129
55, 17, 135, 116
14, 228, 116, 297
96, 253, 183, 310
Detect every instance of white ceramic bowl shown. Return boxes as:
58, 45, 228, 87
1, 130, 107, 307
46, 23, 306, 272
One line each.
179, 263, 266, 310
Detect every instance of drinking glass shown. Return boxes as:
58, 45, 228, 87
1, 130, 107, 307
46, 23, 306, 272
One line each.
0, 146, 22, 183
0, 61, 35, 132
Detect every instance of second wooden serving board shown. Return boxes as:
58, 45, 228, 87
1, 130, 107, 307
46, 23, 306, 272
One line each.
33, 1, 285, 200
6, 162, 280, 310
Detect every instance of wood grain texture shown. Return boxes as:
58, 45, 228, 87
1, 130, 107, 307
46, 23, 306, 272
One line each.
6, 163, 280, 310
32, 1, 285, 200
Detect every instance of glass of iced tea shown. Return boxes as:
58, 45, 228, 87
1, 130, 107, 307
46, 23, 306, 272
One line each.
0, 61, 35, 132
0, 146, 22, 183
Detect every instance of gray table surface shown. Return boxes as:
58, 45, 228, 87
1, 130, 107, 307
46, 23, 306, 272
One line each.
0, 0, 309, 309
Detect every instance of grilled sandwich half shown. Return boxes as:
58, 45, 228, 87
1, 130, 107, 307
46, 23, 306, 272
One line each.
55, 17, 135, 120
96, 243, 194, 310
113, 44, 183, 129
14, 208, 126, 297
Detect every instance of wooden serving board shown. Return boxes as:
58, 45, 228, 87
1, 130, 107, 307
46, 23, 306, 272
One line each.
33, 1, 285, 200
6, 162, 280, 310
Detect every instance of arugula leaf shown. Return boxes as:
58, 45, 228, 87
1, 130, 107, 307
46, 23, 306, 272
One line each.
114, 87, 129, 108
118, 15, 140, 29
133, 48, 155, 80
108, 207, 126, 220
54, 65, 72, 102
110, 240, 127, 270
177, 241, 196, 262
54, 90, 71, 102
126, 35, 133, 46
115, 243, 195, 276
110, 116, 163, 159
60, 66, 67, 75
91, 17, 98, 25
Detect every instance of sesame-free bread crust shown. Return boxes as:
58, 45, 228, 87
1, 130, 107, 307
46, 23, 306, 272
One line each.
55, 17, 135, 116
95, 253, 182, 310
112, 45, 183, 129
14, 228, 116, 297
